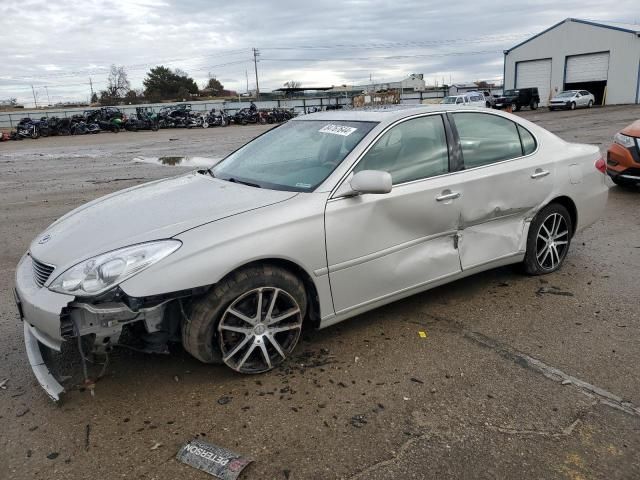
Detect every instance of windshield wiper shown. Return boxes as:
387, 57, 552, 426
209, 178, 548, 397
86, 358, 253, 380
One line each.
226, 177, 261, 188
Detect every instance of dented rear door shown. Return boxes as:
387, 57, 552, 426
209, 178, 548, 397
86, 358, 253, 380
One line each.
448, 112, 555, 270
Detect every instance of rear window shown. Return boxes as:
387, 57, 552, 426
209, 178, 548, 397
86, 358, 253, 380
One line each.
517, 125, 537, 155
452, 113, 523, 168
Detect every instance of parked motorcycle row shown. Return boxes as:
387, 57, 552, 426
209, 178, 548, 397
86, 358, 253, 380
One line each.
157, 104, 294, 128
3, 104, 295, 141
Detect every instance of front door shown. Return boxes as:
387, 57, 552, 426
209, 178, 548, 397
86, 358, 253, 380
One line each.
324, 114, 462, 314
447, 112, 555, 269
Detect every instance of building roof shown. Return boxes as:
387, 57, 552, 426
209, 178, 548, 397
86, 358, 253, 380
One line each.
505, 18, 640, 54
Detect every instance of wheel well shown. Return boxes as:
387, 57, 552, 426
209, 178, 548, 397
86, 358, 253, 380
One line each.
229, 259, 321, 329
548, 196, 578, 236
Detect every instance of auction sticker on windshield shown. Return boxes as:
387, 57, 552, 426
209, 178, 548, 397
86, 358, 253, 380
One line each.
319, 124, 358, 136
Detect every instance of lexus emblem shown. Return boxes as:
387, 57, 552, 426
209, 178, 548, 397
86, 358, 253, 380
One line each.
38, 234, 51, 245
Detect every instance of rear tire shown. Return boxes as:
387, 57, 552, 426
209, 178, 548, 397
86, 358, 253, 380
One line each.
530, 101, 538, 110
182, 265, 307, 372
523, 203, 572, 275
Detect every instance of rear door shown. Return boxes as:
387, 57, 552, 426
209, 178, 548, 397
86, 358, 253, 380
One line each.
447, 112, 555, 269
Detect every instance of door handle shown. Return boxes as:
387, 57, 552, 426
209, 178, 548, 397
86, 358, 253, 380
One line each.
435, 191, 461, 202
530, 169, 550, 179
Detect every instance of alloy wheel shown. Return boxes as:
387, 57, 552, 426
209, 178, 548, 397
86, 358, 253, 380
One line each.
218, 287, 303, 373
535, 213, 569, 271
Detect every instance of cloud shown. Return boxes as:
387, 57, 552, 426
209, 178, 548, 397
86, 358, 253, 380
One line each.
1, 0, 639, 105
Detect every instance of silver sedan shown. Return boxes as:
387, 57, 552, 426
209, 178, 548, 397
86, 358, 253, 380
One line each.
15, 105, 608, 400
549, 90, 596, 110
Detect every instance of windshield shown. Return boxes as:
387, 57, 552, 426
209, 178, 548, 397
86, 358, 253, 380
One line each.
556, 91, 576, 98
503, 90, 518, 96
212, 120, 377, 191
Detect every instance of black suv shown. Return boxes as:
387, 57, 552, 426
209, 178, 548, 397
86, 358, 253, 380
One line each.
494, 88, 540, 111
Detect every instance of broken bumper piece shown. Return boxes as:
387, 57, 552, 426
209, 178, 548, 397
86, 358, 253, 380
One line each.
23, 322, 65, 401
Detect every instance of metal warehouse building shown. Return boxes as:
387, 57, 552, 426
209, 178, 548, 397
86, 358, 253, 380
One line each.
503, 18, 640, 106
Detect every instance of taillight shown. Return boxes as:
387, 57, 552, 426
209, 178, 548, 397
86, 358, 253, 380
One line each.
595, 157, 606, 174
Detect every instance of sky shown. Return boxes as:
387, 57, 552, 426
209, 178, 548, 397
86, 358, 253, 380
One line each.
1, 0, 640, 107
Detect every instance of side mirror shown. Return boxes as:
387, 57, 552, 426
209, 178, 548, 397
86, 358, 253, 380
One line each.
349, 170, 392, 195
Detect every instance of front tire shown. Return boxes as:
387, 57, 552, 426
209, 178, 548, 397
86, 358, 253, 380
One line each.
523, 203, 572, 275
182, 265, 307, 373
588, 100, 593, 108
570, 102, 576, 110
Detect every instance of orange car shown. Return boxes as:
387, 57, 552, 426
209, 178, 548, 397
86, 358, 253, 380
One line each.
607, 120, 640, 186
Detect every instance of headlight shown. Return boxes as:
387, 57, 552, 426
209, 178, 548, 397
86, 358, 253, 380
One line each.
49, 240, 181, 296
614, 133, 636, 148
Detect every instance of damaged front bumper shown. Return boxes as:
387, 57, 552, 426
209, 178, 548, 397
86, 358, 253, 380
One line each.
15, 254, 74, 401
15, 253, 175, 401
23, 322, 65, 401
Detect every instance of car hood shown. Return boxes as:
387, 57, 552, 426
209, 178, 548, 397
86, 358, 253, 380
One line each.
621, 119, 640, 138
29, 171, 297, 267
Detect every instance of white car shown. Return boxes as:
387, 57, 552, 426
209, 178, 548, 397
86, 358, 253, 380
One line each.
15, 105, 608, 400
441, 93, 487, 108
549, 90, 595, 111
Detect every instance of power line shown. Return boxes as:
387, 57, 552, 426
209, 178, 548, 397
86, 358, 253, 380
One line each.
260, 50, 501, 62
260, 33, 533, 50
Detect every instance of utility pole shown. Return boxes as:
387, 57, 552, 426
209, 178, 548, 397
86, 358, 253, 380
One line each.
245, 70, 249, 94
45, 86, 51, 105
252, 48, 260, 100
89, 77, 94, 102
31, 85, 38, 108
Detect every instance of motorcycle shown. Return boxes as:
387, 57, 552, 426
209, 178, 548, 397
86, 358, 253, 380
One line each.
70, 115, 100, 135
14, 118, 40, 139
185, 111, 204, 129
124, 107, 159, 131
44, 116, 72, 136
85, 109, 122, 132
202, 108, 230, 128
233, 108, 264, 125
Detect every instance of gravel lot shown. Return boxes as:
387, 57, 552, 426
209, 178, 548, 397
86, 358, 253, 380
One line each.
1, 106, 639, 480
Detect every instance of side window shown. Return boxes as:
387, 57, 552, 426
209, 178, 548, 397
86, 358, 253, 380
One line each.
517, 124, 537, 155
456, 97, 463, 104
452, 113, 523, 168
354, 115, 449, 184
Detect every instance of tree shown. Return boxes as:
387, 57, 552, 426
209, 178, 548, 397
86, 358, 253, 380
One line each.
97, 65, 131, 105
106, 64, 130, 98
90, 92, 98, 104
284, 80, 301, 89
143, 66, 199, 100
204, 75, 224, 96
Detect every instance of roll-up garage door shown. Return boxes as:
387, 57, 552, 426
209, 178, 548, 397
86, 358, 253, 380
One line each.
516, 59, 552, 106
565, 52, 609, 83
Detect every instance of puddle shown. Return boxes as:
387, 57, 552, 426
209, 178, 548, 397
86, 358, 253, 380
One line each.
133, 156, 221, 167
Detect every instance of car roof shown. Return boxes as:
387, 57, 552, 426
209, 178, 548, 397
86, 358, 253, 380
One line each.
293, 105, 498, 123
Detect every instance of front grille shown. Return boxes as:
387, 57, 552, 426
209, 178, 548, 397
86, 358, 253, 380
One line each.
31, 256, 55, 287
